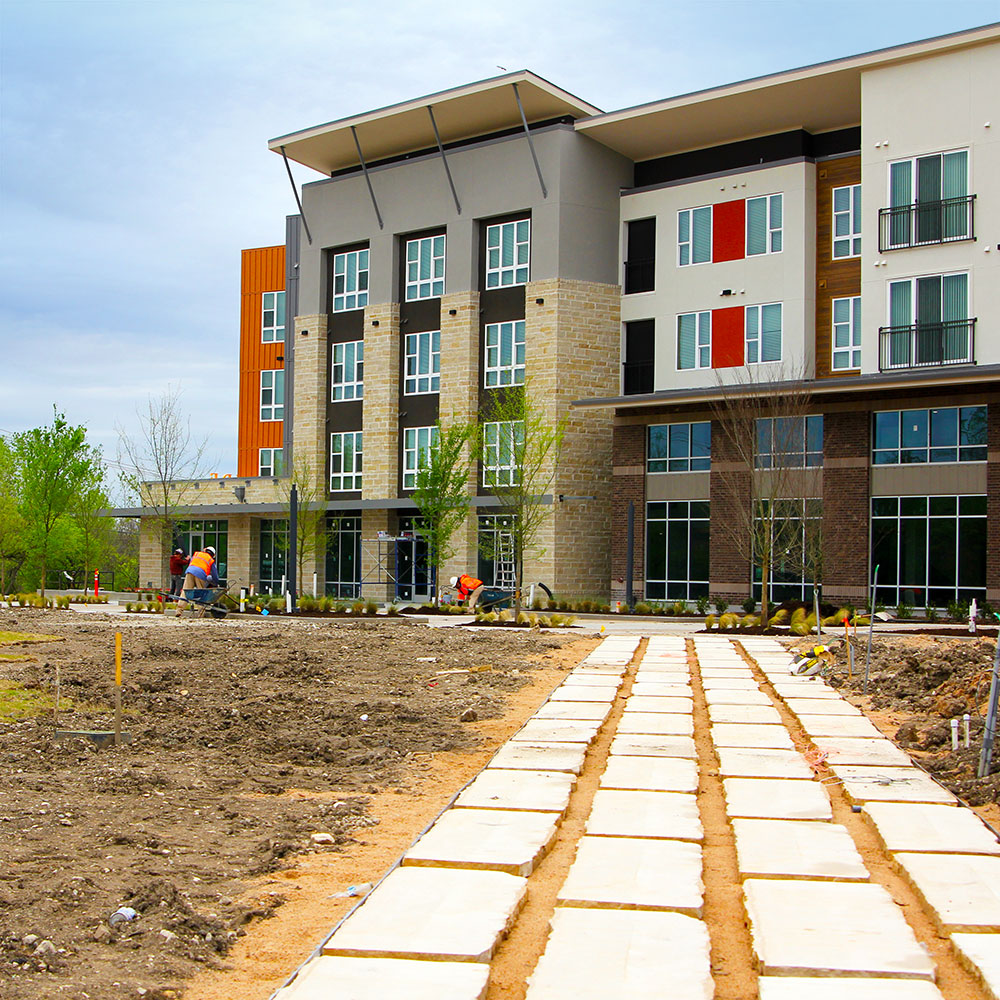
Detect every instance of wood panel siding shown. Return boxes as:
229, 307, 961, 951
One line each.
238, 245, 286, 477
815, 155, 861, 379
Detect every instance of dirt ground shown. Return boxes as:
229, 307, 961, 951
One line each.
0, 609, 593, 1000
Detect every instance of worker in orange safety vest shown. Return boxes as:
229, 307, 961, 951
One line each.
176, 547, 219, 611
450, 573, 484, 609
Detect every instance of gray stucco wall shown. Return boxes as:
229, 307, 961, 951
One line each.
296, 124, 633, 311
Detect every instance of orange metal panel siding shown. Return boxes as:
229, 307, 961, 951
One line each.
238, 246, 286, 477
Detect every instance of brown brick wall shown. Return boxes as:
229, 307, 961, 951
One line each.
988, 400, 1000, 601
708, 423, 750, 603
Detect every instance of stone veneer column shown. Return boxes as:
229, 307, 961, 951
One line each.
290, 314, 330, 487
225, 514, 253, 592
138, 519, 169, 591
523, 279, 620, 600
360, 508, 397, 602
362, 302, 400, 500
822, 409, 871, 605
438, 291, 481, 588
610, 421, 646, 604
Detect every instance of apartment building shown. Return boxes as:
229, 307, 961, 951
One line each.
134, 23, 1000, 609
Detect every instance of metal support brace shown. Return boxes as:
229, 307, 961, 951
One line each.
427, 105, 461, 214
350, 126, 384, 230
511, 82, 547, 198
280, 147, 313, 245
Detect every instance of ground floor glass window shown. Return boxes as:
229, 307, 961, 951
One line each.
325, 515, 361, 598
258, 518, 288, 593
750, 499, 822, 604
645, 501, 709, 601
477, 514, 516, 587
173, 520, 228, 585
871, 495, 985, 608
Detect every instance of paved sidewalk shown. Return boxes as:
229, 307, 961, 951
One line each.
271, 634, 1000, 1000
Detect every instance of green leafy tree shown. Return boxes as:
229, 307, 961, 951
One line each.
412, 418, 476, 608
73, 483, 116, 587
0, 437, 27, 594
479, 382, 566, 615
14, 408, 104, 595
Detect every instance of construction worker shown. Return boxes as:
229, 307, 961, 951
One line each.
450, 573, 484, 610
168, 548, 188, 597
176, 546, 219, 611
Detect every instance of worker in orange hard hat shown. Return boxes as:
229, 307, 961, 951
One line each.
176, 546, 219, 611
450, 573, 484, 610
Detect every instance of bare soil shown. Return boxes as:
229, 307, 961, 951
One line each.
0, 609, 591, 1000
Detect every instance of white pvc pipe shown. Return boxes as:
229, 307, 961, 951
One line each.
240, 588, 246, 613
280, 574, 286, 596
964, 713, 971, 749
285, 591, 292, 614
313, 572, 318, 598
951, 718, 960, 751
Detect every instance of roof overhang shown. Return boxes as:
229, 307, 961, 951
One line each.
576, 22, 1000, 161
572, 365, 1000, 412
269, 71, 601, 175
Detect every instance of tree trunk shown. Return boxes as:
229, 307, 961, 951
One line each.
760, 555, 769, 629
39, 550, 47, 598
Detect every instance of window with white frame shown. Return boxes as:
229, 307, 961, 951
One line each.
405, 234, 445, 300
756, 415, 823, 469
678, 206, 711, 266
332, 248, 369, 312
331, 340, 364, 400
747, 194, 782, 255
485, 320, 525, 387
745, 303, 782, 364
402, 425, 439, 489
832, 185, 861, 258
482, 421, 523, 488
677, 311, 711, 370
485, 219, 530, 288
261, 291, 285, 342
260, 370, 284, 421
259, 448, 284, 477
404, 330, 440, 394
330, 431, 362, 491
832, 296, 861, 371
647, 422, 711, 473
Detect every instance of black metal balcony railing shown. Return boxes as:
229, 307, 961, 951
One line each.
622, 360, 654, 395
878, 318, 976, 371
624, 257, 655, 294
878, 194, 976, 252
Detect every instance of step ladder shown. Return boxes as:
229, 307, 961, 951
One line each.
495, 532, 516, 591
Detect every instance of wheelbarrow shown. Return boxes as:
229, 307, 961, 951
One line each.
178, 587, 229, 619
477, 587, 513, 610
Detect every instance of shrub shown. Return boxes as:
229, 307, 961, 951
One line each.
979, 600, 995, 621
532, 597, 544, 611
705, 614, 716, 630
672, 601, 686, 616
742, 597, 757, 614
714, 598, 728, 616
896, 602, 913, 620
719, 612, 739, 630
351, 600, 365, 615
822, 607, 851, 627
547, 599, 558, 611
125, 603, 134, 612
740, 613, 758, 629
333, 600, 346, 613
267, 597, 285, 613
364, 601, 378, 615
768, 609, 789, 626
387, 603, 400, 617
947, 599, 969, 622
633, 602, 651, 615
496, 608, 511, 623
696, 596, 710, 615
925, 604, 939, 622
599, 603, 611, 613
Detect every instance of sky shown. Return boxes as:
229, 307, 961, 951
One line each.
2, 0, 998, 488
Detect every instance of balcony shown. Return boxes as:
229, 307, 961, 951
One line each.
878, 319, 976, 371
878, 195, 976, 252
622, 360, 654, 395
623, 257, 655, 294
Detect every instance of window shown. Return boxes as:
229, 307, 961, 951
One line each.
645, 501, 710, 601
678, 207, 711, 266
258, 519, 288, 593
332, 248, 369, 312
648, 422, 710, 473
330, 431, 362, 491
477, 513, 516, 586
325, 514, 361, 598
482, 421, 523, 487
173, 519, 228, 584
259, 448, 284, 477
747, 194, 782, 255
260, 370, 284, 421
405, 234, 445, 300
883, 273, 972, 369
871, 495, 985, 608
624, 218, 655, 293
752, 499, 822, 603
261, 291, 285, 342
332, 340, 364, 400
404, 331, 440, 394
745, 303, 782, 364
832, 296, 861, 371
756, 416, 823, 469
402, 426, 439, 489
485, 219, 530, 288
484, 321, 525, 387
832, 185, 861, 259
677, 312, 711, 370
624, 319, 654, 395
872, 406, 987, 465
884, 150, 970, 249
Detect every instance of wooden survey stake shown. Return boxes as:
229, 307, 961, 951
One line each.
114, 631, 122, 746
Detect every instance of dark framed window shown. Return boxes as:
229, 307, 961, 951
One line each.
872, 406, 986, 465
648, 422, 710, 473
645, 500, 710, 601
624, 218, 655, 293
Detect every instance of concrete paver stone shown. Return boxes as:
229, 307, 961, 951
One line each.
623, 695, 694, 713
488, 742, 588, 774
732, 818, 867, 880
894, 853, 1000, 932
757, 978, 946, 1000
557, 835, 704, 914
701, 678, 761, 690
524, 907, 712, 1000
829, 765, 957, 805
609, 734, 697, 759
710, 724, 795, 750
715, 747, 815, 779
743, 878, 935, 979
708, 704, 783, 724
274, 955, 489, 1000
950, 933, 1000, 1000
724, 777, 833, 820
455, 769, 576, 814
560, 673, 623, 688
862, 802, 1000, 856
811, 737, 913, 767
783, 698, 863, 716
703, 688, 774, 706
549, 686, 617, 704
615, 712, 694, 736
322, 866, 527, 962
534, 701, 612, 722
599, 755, 699, 793
585, 789, 703, 842
797, 714, 885, 739
771, 682, 841, 699
512, 719, 602, 744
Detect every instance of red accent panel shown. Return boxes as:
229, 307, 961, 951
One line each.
712, 199, 745, 262
712, 306, 744, 368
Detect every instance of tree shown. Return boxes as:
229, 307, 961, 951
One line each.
479, 382, 566, 615
116, 387, 210, 586
276, 456, 327, 595
412, 418, 476, 607
14, 408, 104, 596
0, 437, 27, 594
709, 367, 816, 627
73, 483, 116, 587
